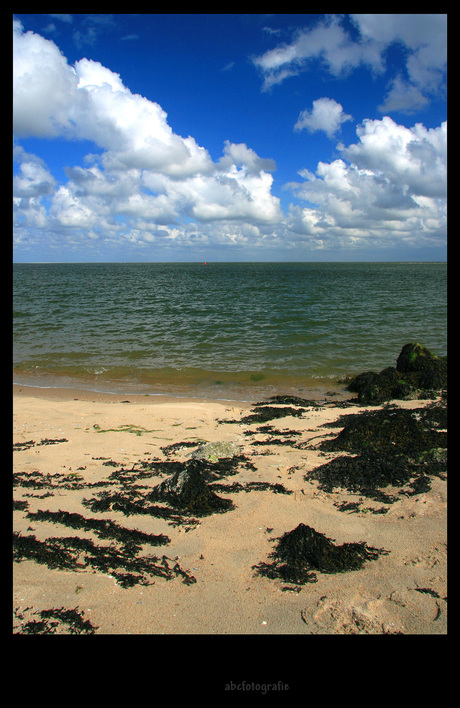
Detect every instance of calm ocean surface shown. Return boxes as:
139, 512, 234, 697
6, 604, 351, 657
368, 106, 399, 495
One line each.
13, 262, 447, 401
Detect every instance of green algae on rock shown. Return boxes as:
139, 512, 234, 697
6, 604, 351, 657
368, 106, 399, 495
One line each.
347, 343, 447, 404
189, 440, 242, 461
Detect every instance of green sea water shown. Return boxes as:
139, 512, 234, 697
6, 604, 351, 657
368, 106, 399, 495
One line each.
13, 262, 447, 401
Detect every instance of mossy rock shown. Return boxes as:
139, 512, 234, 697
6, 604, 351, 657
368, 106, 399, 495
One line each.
189, 440, 242, 462
347, 343, 446, 403
396, 342, 444, 373
396, 343, 447, 389
348, 367, 412, 404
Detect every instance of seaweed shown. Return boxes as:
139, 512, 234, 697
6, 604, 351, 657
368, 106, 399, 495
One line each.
13, 530, 196, 588
91, 423, 160, 436
253, 396, 321, 407
251, 437, 299, 447
220, 404, 307, 425
246, 425, 302, 437
210, 481, 292, 494
81, 490, 199, 528
12, 469, 94, 491
334, 500, 389, 515
307, 452, 414, 503
306, 401, 447, 502
13, 438, 68, 451
253, 523, 387, 585
319, 405, 446, 457
26, 509, 171, 551
38, 606, 98, 633
13, 605, 98, 634
148, 460, 235, 516
160, 441, 200, 456
240, 406, 307, 424
13, 531, 85, 571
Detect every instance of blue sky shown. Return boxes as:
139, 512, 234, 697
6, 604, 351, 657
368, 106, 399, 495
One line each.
13, 13, 447, 262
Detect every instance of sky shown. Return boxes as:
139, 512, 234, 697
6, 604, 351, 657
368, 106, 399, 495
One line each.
13, 13, 447, 262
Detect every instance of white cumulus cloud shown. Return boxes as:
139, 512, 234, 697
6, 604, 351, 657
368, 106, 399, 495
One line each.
294, 97, 353, 138
13, 19, 282, 246
253, 14, 446, 113
286, 117, 447, 249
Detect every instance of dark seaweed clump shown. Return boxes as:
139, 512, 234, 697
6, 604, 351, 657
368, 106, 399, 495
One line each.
253, 523, 387, 585
254, 395, 322, 407
320, 404, 446, 456
13, 606, 98, 635
211, 480, 292, 495
306, 402, 447, 503
148, 459, 234, 516
222, 404, 307, 425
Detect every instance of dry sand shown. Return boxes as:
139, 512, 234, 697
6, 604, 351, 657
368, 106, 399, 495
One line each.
12, 384, 447, 635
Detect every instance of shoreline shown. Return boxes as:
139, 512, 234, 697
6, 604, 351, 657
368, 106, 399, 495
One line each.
13, 384, 447, 635
12, 376, 352, 407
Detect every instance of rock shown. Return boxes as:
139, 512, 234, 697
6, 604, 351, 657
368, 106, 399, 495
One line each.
347, 343, 446, 404
189, 440, 242, 462
348, 367, 411, 404
396, 342, 445, 373
396, 342, 447, 391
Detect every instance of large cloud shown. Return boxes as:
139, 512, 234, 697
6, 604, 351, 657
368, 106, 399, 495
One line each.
286, 117, 447, 248
13, 19, 80, 137
13, 18, 446, 258
13, 19, 282, 244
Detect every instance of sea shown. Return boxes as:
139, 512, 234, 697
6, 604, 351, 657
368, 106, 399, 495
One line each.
13, 262, 447, 402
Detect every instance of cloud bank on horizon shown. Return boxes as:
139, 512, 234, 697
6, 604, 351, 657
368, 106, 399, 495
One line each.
13, 14, 447, 261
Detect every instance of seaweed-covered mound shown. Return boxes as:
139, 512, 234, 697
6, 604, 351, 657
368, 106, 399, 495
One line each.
307, 401, 447, 503
148, 459, 234, 516
253, 523, 386, 585
320, 405, 446, 457
308, 453, 417, 503
347, 343, 447, 404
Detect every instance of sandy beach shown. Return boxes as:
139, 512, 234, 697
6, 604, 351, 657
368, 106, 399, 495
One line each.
13, 384, 447, 635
